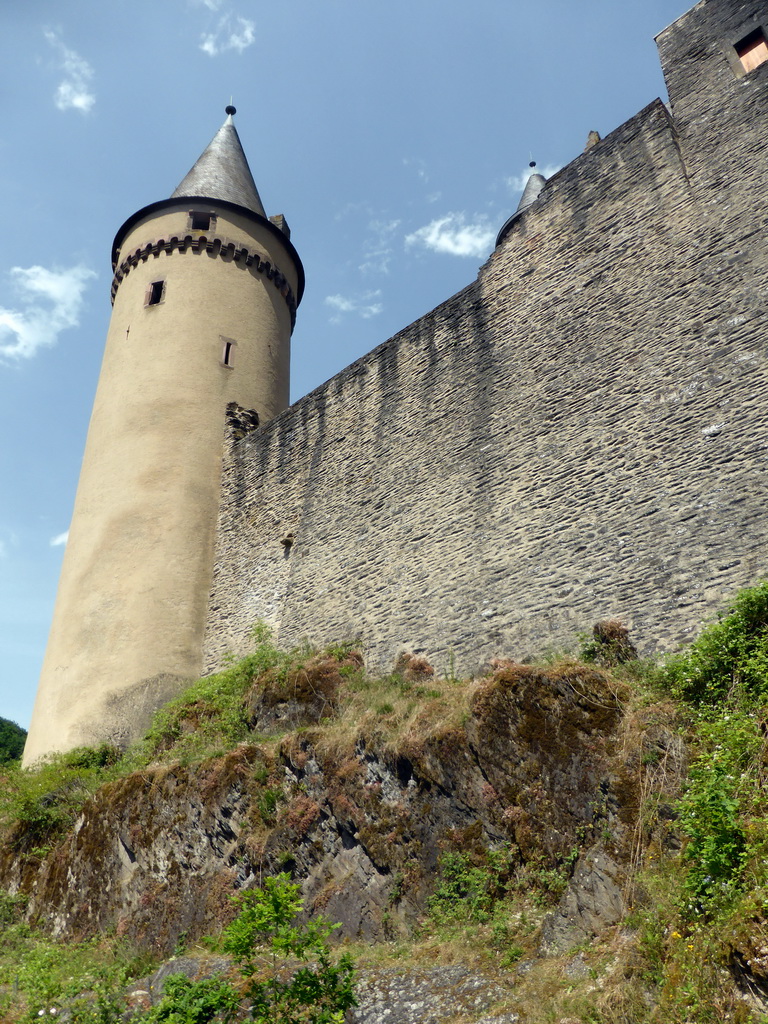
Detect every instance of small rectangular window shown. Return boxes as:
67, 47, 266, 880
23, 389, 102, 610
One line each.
189, 211, 214, 231
146, 280, 164, 306
221, 338, 236, 367
736, 27, 768, 72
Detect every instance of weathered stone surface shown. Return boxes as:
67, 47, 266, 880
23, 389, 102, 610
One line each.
202, 0, 768, 686
353, 966, 515, 1024
539, 848, 625, 955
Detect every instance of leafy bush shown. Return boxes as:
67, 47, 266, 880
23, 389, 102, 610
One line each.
428, 847, 519, 924
677, 708, 762, 914
142, 973, 241, 1023
428, 852, 496, 923
661, 582, 768, 704
222, 873, 356, 1024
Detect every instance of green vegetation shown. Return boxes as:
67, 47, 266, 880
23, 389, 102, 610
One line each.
0, 876, 355, 1023
620, 582, 768, 1022
658, 585, 768, 914
0, 742, 122, 856
0, 716, 25, 764
139, 623, 296, 762
142, 974, 241, 1024
0, 890, 153, 1023
428, 850, 503, 924
137, 874, 355, 1024
4, 590, 768, 1021
661, 580, 768, 703
424, 845, 568, 927
221, 874, 356, 1024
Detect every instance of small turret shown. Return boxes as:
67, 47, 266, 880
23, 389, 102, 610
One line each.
495, 162, 548, 247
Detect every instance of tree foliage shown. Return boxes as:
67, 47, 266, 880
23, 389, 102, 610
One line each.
0, 716, 26, 764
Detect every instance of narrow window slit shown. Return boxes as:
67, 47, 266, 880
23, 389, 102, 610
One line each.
221, 337, 236, 367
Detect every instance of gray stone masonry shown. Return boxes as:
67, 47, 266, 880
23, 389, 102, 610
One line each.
203, 0, 768, 676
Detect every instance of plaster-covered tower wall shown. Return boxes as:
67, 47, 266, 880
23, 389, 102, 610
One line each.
24, 108, 303, 764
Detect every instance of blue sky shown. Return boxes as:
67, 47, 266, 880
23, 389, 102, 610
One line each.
0, 0, 687, 729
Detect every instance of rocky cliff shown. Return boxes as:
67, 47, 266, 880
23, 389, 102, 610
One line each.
1, 649, 682, 957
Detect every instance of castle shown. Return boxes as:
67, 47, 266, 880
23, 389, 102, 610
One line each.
23, 0, 768, 763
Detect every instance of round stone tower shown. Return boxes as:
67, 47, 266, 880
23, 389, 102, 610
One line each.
23, 107, 303, 764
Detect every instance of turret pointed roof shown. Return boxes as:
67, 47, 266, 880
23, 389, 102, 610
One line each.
171, 105, 266, 217
495, 162, 548, 248
515, 165, 547, 214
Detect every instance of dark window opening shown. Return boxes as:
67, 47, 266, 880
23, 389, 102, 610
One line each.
146, 280, 164, 306
222, 339, 236, 367
190, 211, 213, 231
736, 27, 768, 72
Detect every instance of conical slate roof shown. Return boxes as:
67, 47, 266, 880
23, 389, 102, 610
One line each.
171, 106, 266, 217
515, 168, 547, 214
495, 162, 548, 247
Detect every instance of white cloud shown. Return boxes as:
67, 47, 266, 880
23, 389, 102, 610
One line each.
325, 291, 383, 324
200, 15, 256, 56
50, 531, 69, 548
0, 540, 5, 559
0, 265, 96, 362
44, 30, 95, 114
405, 213, 495, 259
507, 163, 561, 193
359, 219, 401, 276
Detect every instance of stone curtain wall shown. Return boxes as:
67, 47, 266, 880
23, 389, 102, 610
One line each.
203, 6, 768, 674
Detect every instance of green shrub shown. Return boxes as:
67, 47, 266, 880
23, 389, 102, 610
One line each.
662, 582, 768, 704
678, 708, 761, 914
428, 851, 505, 924
142, 973, 241, 1023
222, 873, 356, 1024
